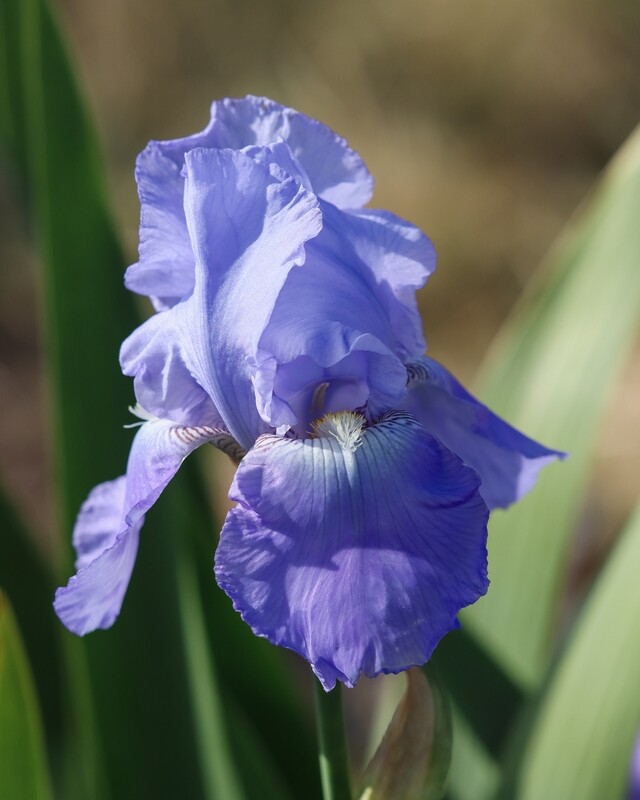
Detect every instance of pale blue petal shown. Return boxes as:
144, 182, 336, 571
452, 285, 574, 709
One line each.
120, 308, 222, 427
54, 418, 226, 635
208, 96, 374, 207
254, 237, 407, 429
72, 476, 129, 572
54, 476, 142, 636
180, 147, 322, 449
404, 357, 566, 509
125, 96, 372, 307
261, 344, 407, 434
215, 411, 488, 689
337, 208, 436, 359
125, 141, 199, 310
253, 200, 429, 431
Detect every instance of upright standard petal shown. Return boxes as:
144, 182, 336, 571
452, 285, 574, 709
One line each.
181, 147, 322, 449
254, 203, 413, 431
54, 418, 230, 635
208, 96, 374, 208
125, 141, 199, 310
250, 199, 434, 433
215, 411, 489, 690
327, 206, 436, 359
125, 96, 372, 307
404, 357, 566, 510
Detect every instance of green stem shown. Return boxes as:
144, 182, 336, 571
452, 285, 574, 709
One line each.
313, 678, 352, 800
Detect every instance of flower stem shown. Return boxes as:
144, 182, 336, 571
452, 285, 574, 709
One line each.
313, 678, 352, 800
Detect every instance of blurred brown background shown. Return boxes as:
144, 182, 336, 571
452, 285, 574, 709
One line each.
1, 0, 639, 569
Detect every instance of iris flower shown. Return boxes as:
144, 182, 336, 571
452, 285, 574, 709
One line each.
54, 96, 562, 689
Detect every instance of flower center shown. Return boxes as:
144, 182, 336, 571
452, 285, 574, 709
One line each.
311, 411, 366, 452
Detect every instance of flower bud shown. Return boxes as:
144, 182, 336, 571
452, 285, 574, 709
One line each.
357, 666, 452, 800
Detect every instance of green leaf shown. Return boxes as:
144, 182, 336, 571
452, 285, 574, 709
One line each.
15, 0, 140, 534
502, 500, 640, 799
0, 0, 27, 176
0, 484, 64, 757
0, 488, 98, 800
174, 516, 247, 800
446, 710, 500, 800
431, 629, 523, 759
463, 124, 640, 688
0, 592, 53, 800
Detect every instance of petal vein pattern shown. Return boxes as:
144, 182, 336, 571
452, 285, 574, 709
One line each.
215, 411, 489, 689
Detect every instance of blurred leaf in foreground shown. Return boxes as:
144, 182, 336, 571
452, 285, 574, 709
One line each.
503, 499, 640, 800
358, 667, 452, 800
464, 123, 640, 688
15, 0, 139, 532
0, 592, 53, 800
0, 484, 64, 757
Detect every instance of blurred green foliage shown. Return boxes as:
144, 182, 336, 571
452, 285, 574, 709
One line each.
465, 127, 640, 688
0, 593, 53, 800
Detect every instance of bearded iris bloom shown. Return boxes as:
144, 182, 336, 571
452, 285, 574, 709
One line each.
54, 96, 563, 689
